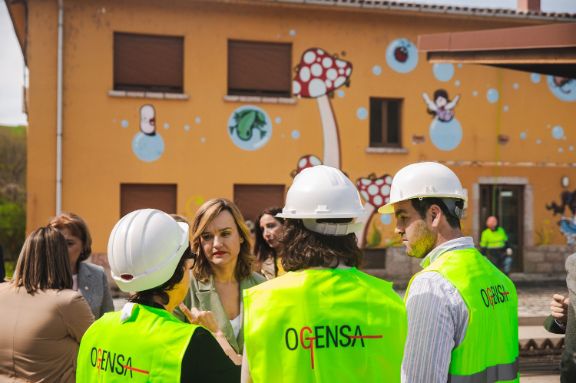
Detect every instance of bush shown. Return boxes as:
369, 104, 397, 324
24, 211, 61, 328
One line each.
0, 200, 25, 261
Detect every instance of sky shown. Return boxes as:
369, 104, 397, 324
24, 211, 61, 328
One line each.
0, 0, 575, 127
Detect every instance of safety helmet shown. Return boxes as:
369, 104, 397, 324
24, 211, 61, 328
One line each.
107, 209, 189, 292
378, 162, 466, 214
277, 165, 365, 235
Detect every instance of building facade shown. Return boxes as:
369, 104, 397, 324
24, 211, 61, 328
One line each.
8, 0, 576, 279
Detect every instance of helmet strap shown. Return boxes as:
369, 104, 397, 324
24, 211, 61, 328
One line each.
302, 219, 362, 236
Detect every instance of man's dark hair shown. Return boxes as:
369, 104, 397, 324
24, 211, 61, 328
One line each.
129, 246, 193, 307
410, 198, 463, 229
280, 219, 362, 271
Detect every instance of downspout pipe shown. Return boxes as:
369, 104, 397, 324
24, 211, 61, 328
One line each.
56, 0, 63, 214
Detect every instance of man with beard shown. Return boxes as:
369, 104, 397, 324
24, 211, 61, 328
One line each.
379, 162, 519, 383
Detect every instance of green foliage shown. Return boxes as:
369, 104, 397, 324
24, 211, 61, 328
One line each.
4, 260, 16, 280
0, 125, 26, 260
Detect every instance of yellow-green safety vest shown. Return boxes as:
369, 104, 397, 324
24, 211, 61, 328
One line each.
407, 248, 519, 383
244, 267, 407, 383
76, 303, 199, 382
480, 227, 508, 249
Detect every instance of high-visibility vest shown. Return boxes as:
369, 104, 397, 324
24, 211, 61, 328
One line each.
244, 267, 407, 383
407, 248, 519, 383
480, 227, 508, 249
76, 303, 198, 382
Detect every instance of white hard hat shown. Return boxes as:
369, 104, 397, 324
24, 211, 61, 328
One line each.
378, 162, 466, 214
107, 209, 189, 292
277, 165, 365, 235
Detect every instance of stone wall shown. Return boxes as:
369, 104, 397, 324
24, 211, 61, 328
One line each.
523, 245, 573, 274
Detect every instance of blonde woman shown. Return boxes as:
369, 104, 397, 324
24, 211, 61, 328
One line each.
183, 198, 265, 357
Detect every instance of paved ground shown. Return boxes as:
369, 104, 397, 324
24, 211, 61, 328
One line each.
520, 374, 559, 382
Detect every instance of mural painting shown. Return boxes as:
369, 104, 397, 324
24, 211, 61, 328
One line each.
132, 104, 165, 162
422, 89, 463, 151
386, 38, 418, 74
547, 76, 576, 102
292, 47, 353, 170
355, 173, 393, 248
228, 105, 272, 151
546, 189, 576, 245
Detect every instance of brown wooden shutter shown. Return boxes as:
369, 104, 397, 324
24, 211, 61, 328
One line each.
114, 33, 183, 92
233, 184, 285, 224
228, 40, 292, 97
120, 184, 177, 217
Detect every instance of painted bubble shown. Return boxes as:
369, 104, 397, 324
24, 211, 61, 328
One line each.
337, 89, 345, 98
429, 117, 462, 151
432, 63, 454, 82
200, 137, 206, 144
195, 117, 202, 124
530, 73, 541, 84
291, 130, 301, 140
472, 90, 478, 97
547, 75, 576, 102
457, 64, 463, 69
380, 214, 392, 225
520, 132, 527, 140
121, 120, 129, 128
289, 29, 297, 37
184, 124, 191, 132
227, 105, 273, 151
454, 80, 461, 87
163, 122, 170, 130
503, 105, 509, 112
356, 107, 368, 120
372, 65, 382, 76
559, 147, 564, 153
132, 132, 164, 162
552, 125, 565, 140
513, 83, 520, 90
569, 146, 574, 152
487, 88, 499, 104
275, 117, 282, 124
386, 38, 418, 74
536, 139, 542, 144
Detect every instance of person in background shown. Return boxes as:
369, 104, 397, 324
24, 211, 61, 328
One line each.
184, 198, 265, 359
242, 165, 406, 382
379, 162, 519, 383
480, 215, 513, 275
49, 213, 114, 318
543, 253, 576, 382
253, 207, 286, 279
0, 227, 94, 382
76, 209, 240, 382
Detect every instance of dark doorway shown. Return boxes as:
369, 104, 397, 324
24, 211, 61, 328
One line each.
233, 184, 285, 225
120, 183, 177, 217
479, 184, 524, 272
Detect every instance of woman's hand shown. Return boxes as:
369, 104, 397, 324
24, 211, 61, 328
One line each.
179, 303, 242, 365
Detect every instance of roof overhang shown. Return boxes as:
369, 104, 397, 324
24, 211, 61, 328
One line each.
418, 23, 576, 77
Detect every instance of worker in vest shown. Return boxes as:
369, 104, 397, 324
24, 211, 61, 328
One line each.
241, 165, 407, 383
378, 162, 519, 383
480, 215, 513, 275
76, 209, 240, 382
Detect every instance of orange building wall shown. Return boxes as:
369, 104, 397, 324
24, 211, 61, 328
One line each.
25, 0, 576, 252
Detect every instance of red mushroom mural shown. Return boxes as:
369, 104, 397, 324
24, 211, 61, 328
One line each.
355, 173, 393, 248
290, 154, 323, 178
293, 48, 352, 169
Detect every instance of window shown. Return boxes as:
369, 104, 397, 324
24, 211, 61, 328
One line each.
114, 33, 184, 93
228, 40, 292, 98
233, 184, 285, 224
120, 183, 177, 217
369, 98, 402, 148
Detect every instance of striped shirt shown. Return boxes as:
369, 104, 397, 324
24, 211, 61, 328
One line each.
401, 237, 475, 383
